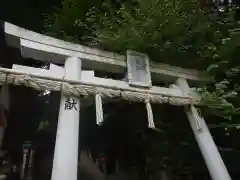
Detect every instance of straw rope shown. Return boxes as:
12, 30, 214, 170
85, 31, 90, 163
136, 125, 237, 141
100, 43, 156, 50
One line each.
0, 71, 193, 106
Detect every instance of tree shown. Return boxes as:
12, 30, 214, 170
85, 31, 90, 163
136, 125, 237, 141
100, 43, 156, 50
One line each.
1, 0, 61, 32
45, 0, 218, 69
199, 6, 240, 122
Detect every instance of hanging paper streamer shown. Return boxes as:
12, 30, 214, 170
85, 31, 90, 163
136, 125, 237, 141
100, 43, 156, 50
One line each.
95, 94, 104, 125
145, 98, 155, 128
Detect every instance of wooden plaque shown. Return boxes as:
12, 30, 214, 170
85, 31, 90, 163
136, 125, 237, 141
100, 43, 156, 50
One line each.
127, 50, 152, 88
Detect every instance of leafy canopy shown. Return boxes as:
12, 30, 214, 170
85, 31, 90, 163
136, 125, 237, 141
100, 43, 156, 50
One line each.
45, 0, 218, 69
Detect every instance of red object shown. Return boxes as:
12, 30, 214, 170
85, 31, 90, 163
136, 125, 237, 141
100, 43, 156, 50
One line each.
99, 156, 106, 163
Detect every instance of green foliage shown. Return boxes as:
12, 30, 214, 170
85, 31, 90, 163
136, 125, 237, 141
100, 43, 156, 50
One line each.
45, 0, 218, 69
3, 0, 61, 32
37, 120, 50, 131
44, 0, 125, 42
44, 0, 100, 42
199, 8, 240, 123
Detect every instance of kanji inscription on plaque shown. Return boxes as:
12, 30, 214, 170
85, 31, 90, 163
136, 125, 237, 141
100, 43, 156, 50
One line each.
127, 50, 152, 88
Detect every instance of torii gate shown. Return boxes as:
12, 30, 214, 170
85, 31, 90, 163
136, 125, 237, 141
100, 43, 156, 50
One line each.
0, 22, 232, 180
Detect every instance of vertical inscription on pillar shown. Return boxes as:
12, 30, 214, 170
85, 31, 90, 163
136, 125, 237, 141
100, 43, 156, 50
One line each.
127, 50, 152, 88
64, 97, 77, 111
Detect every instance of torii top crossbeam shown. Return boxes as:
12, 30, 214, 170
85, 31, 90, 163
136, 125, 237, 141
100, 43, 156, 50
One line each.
4, 22, 208, 83
0, 21, 211, 107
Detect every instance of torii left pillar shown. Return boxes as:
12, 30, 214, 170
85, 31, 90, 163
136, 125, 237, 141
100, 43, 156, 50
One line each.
51, 57, 81, 180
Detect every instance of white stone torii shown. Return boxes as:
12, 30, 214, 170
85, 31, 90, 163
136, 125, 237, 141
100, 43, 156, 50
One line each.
3, 22, 232, 180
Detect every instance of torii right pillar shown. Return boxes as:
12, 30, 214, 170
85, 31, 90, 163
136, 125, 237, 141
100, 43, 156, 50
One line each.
176, 78, 231, 180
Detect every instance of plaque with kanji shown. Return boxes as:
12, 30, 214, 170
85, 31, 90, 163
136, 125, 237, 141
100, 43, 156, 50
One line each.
127, 50, 152, 88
